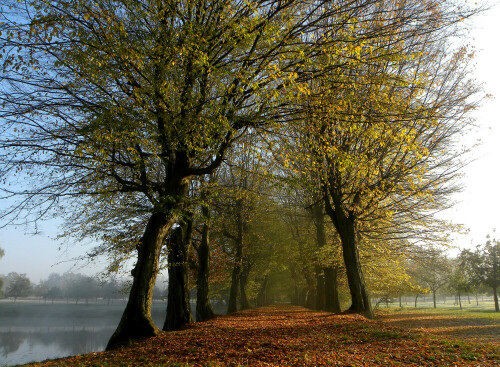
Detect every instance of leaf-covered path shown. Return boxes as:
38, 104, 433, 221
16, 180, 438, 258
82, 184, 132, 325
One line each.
26, 306, 499, 366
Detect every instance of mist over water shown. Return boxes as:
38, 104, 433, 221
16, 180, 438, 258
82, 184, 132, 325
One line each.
0, 300, 211, 366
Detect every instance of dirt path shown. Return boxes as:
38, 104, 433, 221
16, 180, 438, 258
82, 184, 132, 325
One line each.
376, 311, 500, 346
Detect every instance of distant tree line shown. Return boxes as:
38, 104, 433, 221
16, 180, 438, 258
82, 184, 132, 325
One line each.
371, 236, 500, 312
0, 272, 167, 304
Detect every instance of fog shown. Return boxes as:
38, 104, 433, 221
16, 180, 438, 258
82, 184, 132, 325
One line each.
0, 300, 229, 366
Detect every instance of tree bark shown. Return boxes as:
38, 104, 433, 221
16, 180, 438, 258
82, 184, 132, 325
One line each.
239, 261, 251, 310
196, 218, 215, 321
163, 221, 194, 331
324, 266, 341, 313
227, 248, 241, 313
433, 290, 437, 309
324, 194, 373, 318
315, 269, 326, 310
256, 275, 268, 307
107, 212, 175, 350
227, 200, 244, 313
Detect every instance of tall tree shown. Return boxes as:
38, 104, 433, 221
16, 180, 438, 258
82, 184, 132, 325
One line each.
295, 1, 477, 318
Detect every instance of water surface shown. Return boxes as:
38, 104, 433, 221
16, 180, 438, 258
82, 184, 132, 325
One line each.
0, 300, 169, 366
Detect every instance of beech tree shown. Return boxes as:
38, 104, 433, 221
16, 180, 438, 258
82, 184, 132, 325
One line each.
290, 1, 478, 318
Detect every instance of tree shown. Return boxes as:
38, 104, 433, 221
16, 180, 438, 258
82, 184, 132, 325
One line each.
460, 236, 500, 312
409, 250, 451, 308
449, 262, 473, 310
292, 1, 477, 318
6, 273, 32, 301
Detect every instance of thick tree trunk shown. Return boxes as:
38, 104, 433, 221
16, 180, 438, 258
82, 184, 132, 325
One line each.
239, 261, 251, 310
340, 223, 373, 318
324, 266, 341, 313
227, 255, 241, 313
107, 212, 174, 350
163, 221, 194, 331
433, 290, 437, 309
414, 294, 418, 308
315, 269, 325, 310
325, 195, 373, 319
196, 219, 215, 322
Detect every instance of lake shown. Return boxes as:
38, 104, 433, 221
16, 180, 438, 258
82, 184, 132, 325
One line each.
0, 300, 217, 366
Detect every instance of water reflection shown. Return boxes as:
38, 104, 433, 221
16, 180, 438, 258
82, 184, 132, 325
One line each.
0, 327, 113, 365
0, 301, 224, 366
0, 301, 169, 366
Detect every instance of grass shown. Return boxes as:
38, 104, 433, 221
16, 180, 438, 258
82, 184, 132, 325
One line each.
379, 306, 500, 319
376, 304, 500, 347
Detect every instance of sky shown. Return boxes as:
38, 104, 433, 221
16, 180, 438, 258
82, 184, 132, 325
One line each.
1, 3, 500, 283
440, 2, 500, 250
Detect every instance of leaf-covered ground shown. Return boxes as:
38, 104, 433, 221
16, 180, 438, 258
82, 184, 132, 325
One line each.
22, 306, 499, 366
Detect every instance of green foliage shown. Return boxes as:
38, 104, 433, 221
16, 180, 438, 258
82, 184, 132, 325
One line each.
460, 236, 500, 290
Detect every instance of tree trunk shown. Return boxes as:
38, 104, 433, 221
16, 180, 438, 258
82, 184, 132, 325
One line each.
227, 201, 244, 314
433, 290, 437, 309
312, 202, 326, 311
324, 266, 341, 313
196, 217, 215, 322
414, 294, 418, 308
458, 293, 462, 309
227, 262, 241, 313
325, 195, 373, 319
493, 286, 499, 312
315, 269, 326, 310
305, 280, 315, 308
163, 221, 194, 331
289, 267, 300, 305
399, 295, 402, 308
239, 261, 251, 310
256, 275, 268, 307
107, 212, 174, 350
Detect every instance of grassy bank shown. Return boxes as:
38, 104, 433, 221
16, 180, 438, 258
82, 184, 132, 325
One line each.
17, 306, 499, 367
